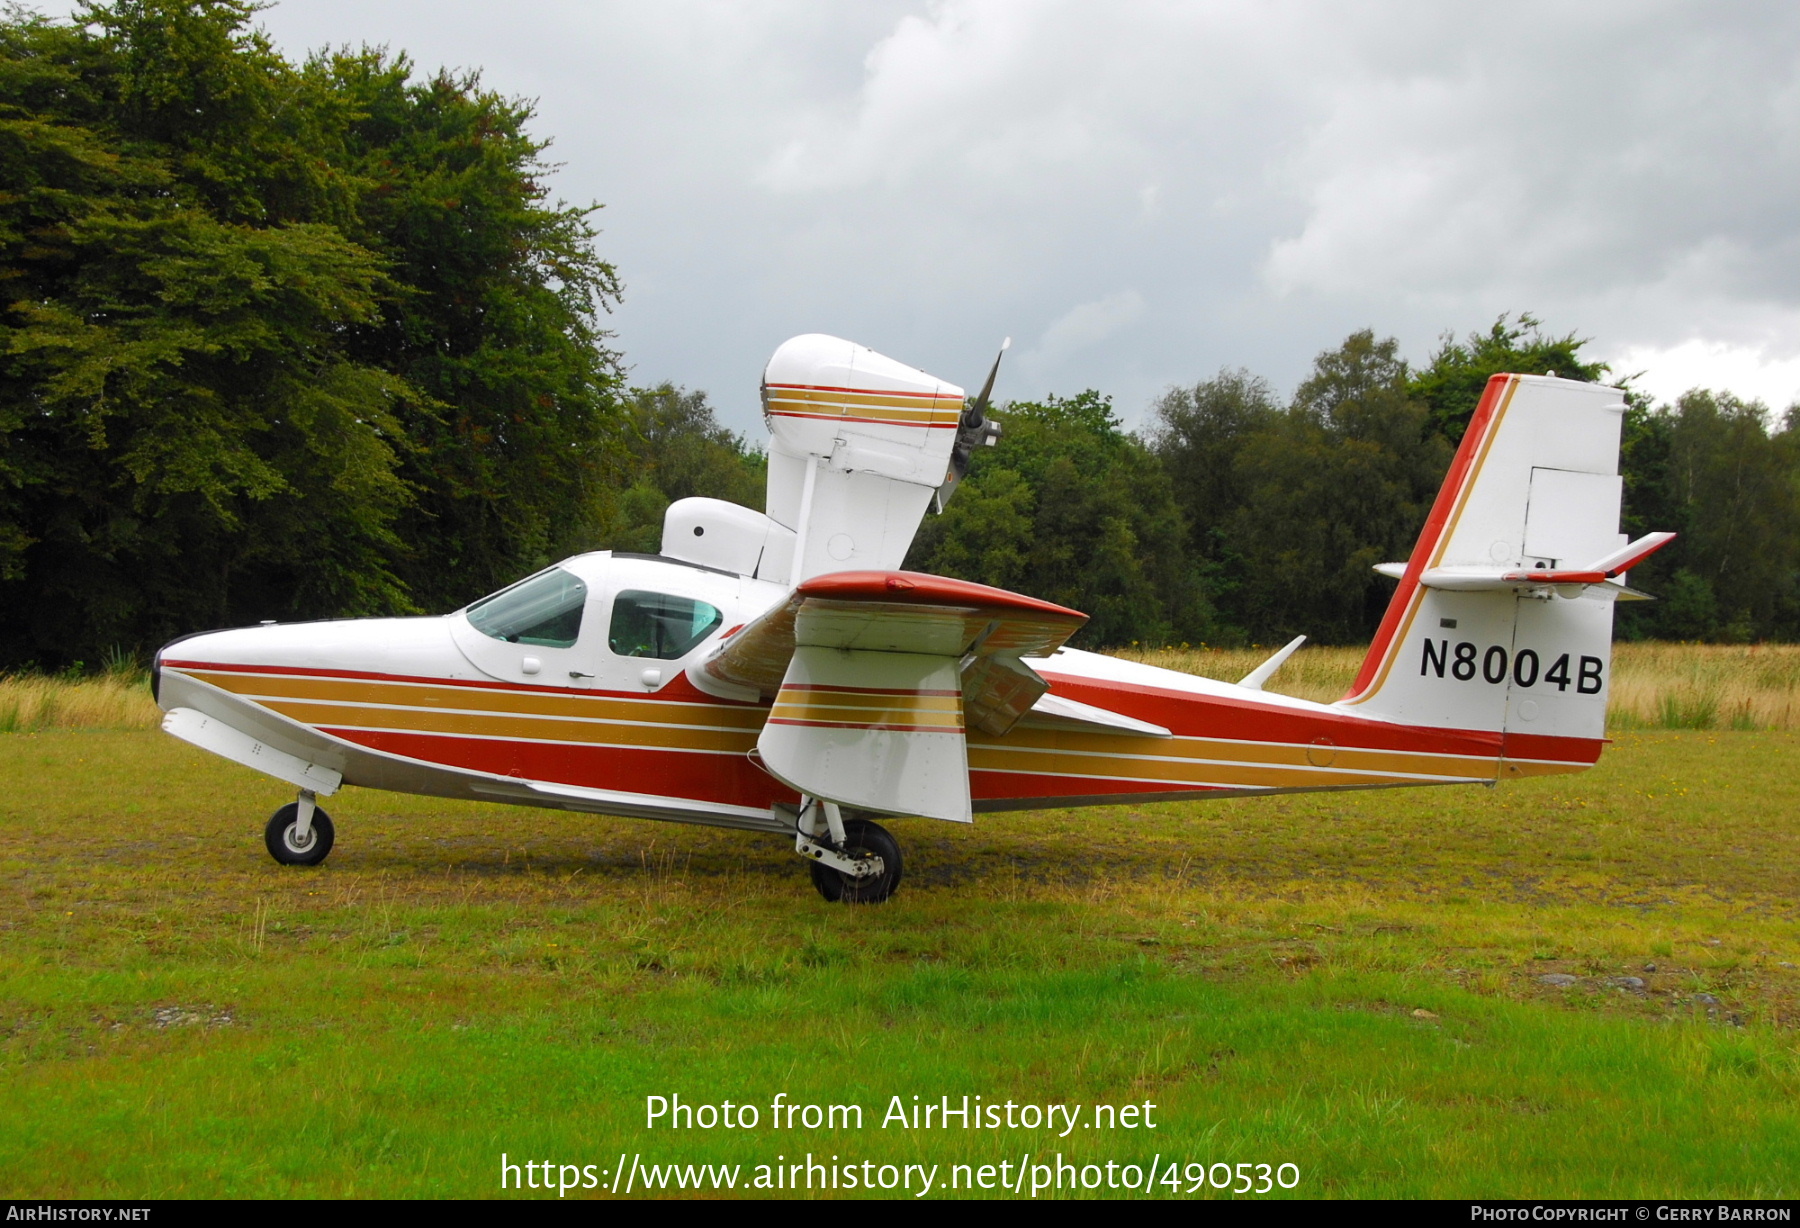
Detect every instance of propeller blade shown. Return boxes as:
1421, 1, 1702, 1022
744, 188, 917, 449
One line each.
937, 338, 1012, 512
964, 337, 1011, 425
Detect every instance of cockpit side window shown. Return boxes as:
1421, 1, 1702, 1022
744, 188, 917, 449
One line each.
609, 590, 723, 660
467, 569, 588, 648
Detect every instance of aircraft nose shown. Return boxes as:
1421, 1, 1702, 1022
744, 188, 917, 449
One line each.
151, 629, 221, 708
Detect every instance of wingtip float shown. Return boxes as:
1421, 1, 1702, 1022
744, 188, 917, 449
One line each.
154, 350, 1672, 903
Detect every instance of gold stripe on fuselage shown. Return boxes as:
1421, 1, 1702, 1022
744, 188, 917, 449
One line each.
968, 748, 1467, 790
972, 725, 1488, 772
765, 386, 961, 410
768, 707, 964, 731
180, 669, 762, 754
186, 669, 766, 728
764, 388, 962, 426
767, 409, 961, 427
769, 688, 963, 730
257, 700, 758, 752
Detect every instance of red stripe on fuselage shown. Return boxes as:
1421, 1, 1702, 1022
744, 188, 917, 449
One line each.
766, 718, 964, 734
1036, 672, 1502, 759
969, 771, 1219, 802
324, 727, 793, 810
1500, 730, 1607, 765
779, 683, 963, 697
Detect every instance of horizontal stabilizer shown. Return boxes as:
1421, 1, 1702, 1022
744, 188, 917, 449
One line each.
1587, 531, 1678, 577
1374, 532, 1677, 597
1375, 529, 1670, 594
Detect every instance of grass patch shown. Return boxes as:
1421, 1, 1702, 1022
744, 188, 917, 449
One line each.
0, 670, 158, 733
1, 730, 1797, 1197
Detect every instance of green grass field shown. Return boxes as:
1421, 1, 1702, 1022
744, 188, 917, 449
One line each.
2, 722, 1798, 1198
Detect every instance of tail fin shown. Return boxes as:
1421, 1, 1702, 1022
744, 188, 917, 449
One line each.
1340, 375, 1667, 771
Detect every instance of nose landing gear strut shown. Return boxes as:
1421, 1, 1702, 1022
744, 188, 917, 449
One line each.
265, 790, 335, 866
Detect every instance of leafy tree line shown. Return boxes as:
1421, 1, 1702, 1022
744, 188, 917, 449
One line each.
0, 0, 623, 668
906, 316, 1800, 648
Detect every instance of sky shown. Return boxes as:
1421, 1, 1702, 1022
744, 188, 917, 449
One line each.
82, 2, 1800, 431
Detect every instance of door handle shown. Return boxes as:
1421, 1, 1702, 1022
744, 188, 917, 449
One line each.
568, 671, 595, 680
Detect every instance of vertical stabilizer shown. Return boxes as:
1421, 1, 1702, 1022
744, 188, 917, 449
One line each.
1340, 375, 1635, 769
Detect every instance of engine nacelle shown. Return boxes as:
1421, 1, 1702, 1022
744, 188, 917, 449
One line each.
761, 334, 965, 584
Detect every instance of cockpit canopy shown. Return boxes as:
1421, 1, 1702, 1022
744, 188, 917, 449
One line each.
466, 569, 587, 648
459, 555, 736, 681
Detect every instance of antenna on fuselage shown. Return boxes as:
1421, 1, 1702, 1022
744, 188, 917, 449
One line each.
935, 337, 1010, 511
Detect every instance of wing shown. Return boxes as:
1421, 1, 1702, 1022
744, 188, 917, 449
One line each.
688, 570, 1087, 822
692, 570, 1086, 722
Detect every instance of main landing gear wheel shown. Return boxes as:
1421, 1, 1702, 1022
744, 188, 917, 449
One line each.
809, 818, 902, 905
265, 802, 335, 866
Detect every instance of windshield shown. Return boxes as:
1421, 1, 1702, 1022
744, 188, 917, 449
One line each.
609, 591, 723, 660
466, 569, 587, 648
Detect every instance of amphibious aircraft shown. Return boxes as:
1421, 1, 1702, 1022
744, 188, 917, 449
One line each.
154, 333, 1674, 902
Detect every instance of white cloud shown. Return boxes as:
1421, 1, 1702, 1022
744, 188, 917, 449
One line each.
1614, 338, 1800, 411
1022, 291, 1147, 373
53, 0, 1800, 429
1259, 4, 1800, 338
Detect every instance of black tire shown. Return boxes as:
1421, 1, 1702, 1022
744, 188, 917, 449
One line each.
264, 802, 335, 866
807, 818, 901, 904
808, 859, 845, 902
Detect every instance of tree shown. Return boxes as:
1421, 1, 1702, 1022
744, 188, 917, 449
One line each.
906, 391, 1199, 647
326, 49, 623, 609
0, 2, 622, 666
1617, 392, 1800, 640
1148, 369, 1281, 637
1409, 312, 1609, 441
598, 383, 766, 554
1226, 331, 1452, 643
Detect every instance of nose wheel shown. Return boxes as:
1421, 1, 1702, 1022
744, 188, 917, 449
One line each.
265, 793, 335, 866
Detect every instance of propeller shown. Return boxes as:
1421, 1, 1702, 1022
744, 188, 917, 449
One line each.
936, 337, 1009, 510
